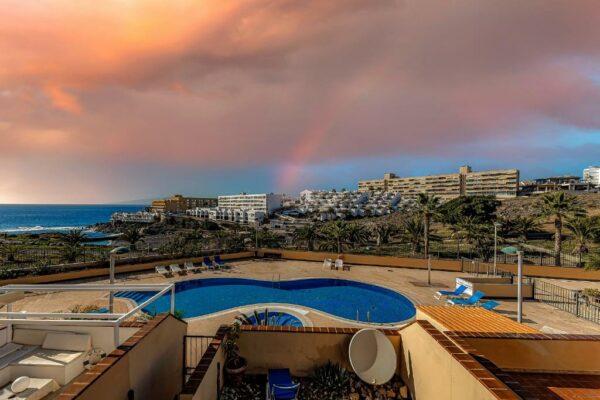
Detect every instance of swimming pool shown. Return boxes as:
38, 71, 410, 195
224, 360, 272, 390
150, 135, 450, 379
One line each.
116, 278, 416, 325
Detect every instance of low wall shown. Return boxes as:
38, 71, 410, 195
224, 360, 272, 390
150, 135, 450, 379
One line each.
259, 248, 600, 281
180, 326, 228, 400
257, 249, 463, 272
69, 315, 187, 400
497, 263, 600, 281
0, 251, 254, 286
237, 326, 401, 377
456, 277, 534, 299
400, 322, 505, 400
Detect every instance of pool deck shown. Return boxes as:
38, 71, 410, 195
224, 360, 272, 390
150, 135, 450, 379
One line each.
6, 259, 600, 336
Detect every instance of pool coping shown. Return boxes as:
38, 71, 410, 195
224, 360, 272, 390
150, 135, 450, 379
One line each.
119, 276, 417, 328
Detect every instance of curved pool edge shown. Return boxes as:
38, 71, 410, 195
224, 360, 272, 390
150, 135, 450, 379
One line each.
121, 276, 417, 327
184, 301, 415, 328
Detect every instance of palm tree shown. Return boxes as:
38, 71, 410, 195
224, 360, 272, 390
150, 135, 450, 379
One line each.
540, 192, 586, 266
62, 229, 86, 246
457, 216, 494, 260
319, 220, 351, 254
513, 216, 541, 243
565, 216, 599, 254
415, 193, 441, 257
400, 217, 424, 255
585, 252, 600, 271
121, 227, 143, 250
0, 244, 19, 262
448, 224, 464, 259
346, 223, 369, 248
370, 222, 395, 247
293, 224, 320, 251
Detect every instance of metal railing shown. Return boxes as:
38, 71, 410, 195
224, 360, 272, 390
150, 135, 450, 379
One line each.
183, 335, 216, 383
534, 280, 600, 325
0, 283, 175, 347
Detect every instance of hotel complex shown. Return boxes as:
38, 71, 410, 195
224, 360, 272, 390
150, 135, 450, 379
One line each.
151, 195, 217, 214
217, 193, 283, 214
358, 165, 520, 200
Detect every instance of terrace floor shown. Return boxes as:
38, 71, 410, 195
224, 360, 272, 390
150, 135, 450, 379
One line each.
7, 259, 600, 336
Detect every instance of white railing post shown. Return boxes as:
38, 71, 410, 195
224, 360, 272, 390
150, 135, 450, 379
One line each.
171, 285, 176, 315
114, 323, 120, 348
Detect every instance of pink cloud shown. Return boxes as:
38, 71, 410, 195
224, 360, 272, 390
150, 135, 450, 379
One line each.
0, 0, 600, 201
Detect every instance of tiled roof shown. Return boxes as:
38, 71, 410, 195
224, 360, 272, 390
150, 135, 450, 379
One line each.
507, 372, 600, 400
417, 305, 540, 334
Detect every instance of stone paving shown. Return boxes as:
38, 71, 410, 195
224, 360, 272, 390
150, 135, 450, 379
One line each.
8, 259, 600, 336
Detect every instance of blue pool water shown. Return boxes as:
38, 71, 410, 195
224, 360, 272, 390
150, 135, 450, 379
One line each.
117, 278, 416, 324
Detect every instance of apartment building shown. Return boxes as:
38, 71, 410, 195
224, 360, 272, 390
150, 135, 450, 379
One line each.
217, 193, 283, 214
297, 189, 401, 220
520, 176, 592, 195
584, 166, 600, 186
150, 194, 217, 213
358, 166, 519, 200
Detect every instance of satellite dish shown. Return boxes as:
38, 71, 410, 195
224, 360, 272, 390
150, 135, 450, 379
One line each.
349, 329, 397, 386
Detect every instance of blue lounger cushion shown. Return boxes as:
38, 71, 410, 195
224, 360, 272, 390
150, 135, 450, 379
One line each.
481, 300, 500, 310
268, 369, 299, 399
436, 285, 467, 297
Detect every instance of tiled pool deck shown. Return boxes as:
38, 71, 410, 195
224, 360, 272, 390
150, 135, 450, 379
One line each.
8, 259, 600, 336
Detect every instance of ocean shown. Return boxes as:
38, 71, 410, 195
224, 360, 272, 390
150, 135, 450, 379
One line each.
0, 204, 146, 234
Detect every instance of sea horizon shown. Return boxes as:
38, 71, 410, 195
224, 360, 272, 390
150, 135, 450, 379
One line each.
0, 204, 146, 234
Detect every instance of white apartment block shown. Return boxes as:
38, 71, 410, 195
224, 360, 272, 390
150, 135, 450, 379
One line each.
583, 166, 600, 186
187, 207, 266, 224
217, 193, 283, 214
298, 189, 401, 220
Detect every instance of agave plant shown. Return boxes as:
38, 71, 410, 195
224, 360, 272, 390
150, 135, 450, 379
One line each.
234, 308, 302, 327
311, 361, 350, 397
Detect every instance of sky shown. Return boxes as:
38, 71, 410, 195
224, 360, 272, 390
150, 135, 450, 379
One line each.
1, 0, 600, 204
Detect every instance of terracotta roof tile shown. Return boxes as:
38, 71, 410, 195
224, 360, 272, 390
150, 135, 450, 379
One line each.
417, 305, 540, 334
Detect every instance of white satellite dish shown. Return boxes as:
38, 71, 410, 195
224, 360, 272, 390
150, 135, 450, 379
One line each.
349, 328, 397, 385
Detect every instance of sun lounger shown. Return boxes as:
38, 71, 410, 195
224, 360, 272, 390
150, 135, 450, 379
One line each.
322, 259, 332, 269
184, 262, 200, 273
203, 257, 215, 270
335, 258, 349, 271
267, 369, 300, 400
447, 290, 485, 306
155, 266, 171, 277
170, 264, 184, 275
435, 284, 468, 300
481, 300, 500, 311
214, 255, 226, 268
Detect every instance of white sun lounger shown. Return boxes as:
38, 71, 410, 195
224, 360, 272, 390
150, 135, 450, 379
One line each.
170, 264, 184, 275
322, 259, 333, 269
184, 262, 200, 273
155, 266, 171, 277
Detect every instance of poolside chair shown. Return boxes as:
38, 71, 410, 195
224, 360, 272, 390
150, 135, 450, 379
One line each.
322, 259, 333, 269
155, 266, 172, 277
267, 369, 300, 400
214, 255, 226, 268
481, 300, 500, 311
335, 258, 349, 271
203, 256, 215, 270
434, 284, 468, 300
447, 290, 485, 306
184, 261, 200, 273
170, 264, 184, 275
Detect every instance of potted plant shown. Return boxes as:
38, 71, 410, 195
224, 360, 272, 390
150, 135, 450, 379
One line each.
223, 322, 248, 376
